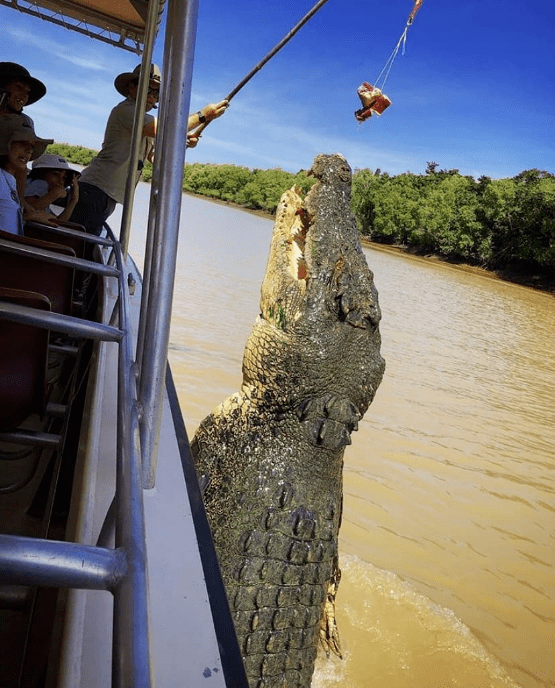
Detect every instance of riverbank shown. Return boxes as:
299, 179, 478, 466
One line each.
360, 241, 555, 295
184, 190, 274, 221
184, 191, 555, 296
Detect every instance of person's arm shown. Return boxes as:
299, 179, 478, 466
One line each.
25, 183, 67, 212
17, 175, 58, 226
22, 204, 59, 226
142, 101, 229, 151
187, 101, 229, 131
186, 100, 229, 148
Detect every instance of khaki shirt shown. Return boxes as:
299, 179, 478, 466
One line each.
79, 97, 155, 204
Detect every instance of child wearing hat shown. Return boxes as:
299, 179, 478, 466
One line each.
0, 114, 52, 235
25, 153, 80, 223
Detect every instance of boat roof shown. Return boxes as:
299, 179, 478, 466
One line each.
0, 0, 164, 52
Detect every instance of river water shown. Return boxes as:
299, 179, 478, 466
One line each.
122, 183, 555, 688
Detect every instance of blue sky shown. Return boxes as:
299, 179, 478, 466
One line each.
1, 0, 554, 179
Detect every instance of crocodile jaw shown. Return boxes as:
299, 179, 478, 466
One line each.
259, 186, 309, 332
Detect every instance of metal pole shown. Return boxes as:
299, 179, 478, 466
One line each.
111, 235, 152, 688
0, 535, 127, 590
118, 0, 162, 257
0, 299, 122, 342
189, 0, 331, 140
138, 0, 198, 490
134, 2, 174, 371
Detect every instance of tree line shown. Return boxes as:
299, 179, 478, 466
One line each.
48, 143, 554, 275
352, 162, 554, 271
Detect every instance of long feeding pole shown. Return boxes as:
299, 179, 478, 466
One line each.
188, 0, 331, 140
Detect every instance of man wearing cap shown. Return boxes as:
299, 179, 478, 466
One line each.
0, 62, 47, 127
72, 63, 228, 235
0, 114, 52, 235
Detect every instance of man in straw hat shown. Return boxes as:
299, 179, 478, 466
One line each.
0, 114, 53, 234
0, 62, 47, 127
72, 63, 228, 235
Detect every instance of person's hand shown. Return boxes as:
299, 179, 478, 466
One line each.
50, 179, 68, 201
69, 175, 79, 202
200, 99, 229, 123
187, 133, 200, 148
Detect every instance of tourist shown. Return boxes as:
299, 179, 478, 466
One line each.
0, 62, 46, 127
71, 63, 229, 235
25, 153, 80, 223
0, 115, 51, 235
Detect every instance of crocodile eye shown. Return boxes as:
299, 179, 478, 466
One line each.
338, 165, 351, 182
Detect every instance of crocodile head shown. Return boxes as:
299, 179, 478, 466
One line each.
241, 152, 385, 449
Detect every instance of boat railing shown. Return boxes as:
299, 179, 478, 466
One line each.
0, 226, 152, 687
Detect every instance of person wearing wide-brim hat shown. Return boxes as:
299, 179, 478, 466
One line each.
73, 63, 228, 235
113, 63, 162, 100
0, 62, 47, 127
0, 115, 52, 161
25, 153, 81, 223
0, 114, 53, 235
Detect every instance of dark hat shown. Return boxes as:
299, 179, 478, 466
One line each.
114, 63, 161, 97
0, 62, 47, 105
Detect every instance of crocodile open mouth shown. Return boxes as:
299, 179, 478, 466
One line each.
291, 213, 308, 280
285, 186, 309, 282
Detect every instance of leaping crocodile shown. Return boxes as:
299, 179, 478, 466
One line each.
191, 153, 385, 687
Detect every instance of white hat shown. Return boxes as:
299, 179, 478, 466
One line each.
114, 63, 161, 97
32, 153, 78, 173
0, 114, 53, 160
31, 153, 81, 184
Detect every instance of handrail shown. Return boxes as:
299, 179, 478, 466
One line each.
24, 221, 114, 247
0, 535, 128, 591
0, 229, 153, 687
0, 237, 119, 277
0, 300, 122, 342
109, 228, 153, 687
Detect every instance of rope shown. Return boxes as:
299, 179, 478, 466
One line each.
373, 0, 423, 91
374, 24, 410, 91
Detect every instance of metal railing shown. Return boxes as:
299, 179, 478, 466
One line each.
0, 229, 152, 688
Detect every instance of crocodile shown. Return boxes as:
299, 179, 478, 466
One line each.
191, 153, 385, 687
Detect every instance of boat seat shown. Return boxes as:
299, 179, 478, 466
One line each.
0, 229, 76, 316
24, 221, 87, 259
0, 288, 51, 432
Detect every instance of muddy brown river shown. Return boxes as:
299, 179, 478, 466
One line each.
124, 184, 555, 688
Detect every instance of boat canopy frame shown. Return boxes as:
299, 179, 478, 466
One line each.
0, 0, 165, 53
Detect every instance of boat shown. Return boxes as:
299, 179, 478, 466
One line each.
0, 1, 249, 686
